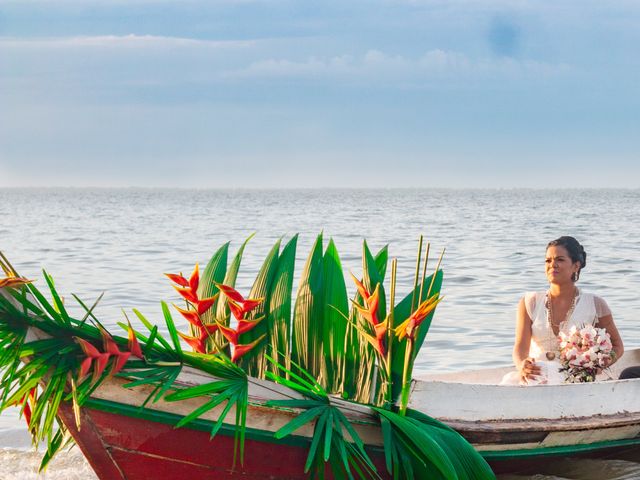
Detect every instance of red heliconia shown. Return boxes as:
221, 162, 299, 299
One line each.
216, 283, 264, 320
216, 318, 266, 363
177, 323, 218, 355
101, 328, 132, 376
231, 335, 266, 363
166, 264, 223, 355
76, 337, 111, 382
16, 387, 37, 430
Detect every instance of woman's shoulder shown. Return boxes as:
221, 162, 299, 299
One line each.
521, 291, 545, 319
579, 290, 612, 316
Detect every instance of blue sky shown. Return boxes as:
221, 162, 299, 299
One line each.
1, 0, 638, 187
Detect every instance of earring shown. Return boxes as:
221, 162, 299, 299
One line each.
571, 272, 578, 282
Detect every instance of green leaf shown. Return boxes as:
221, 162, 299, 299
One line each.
375, 407, 458, 480
215, 234, 254, 322
161, 301, 182, 355
266, 234, 298, 373
323, 409, 333, 461
42, 271, 70, 325
305, 407, 328, 472
133, 309, 173, 352
273, 405, 326, 439
322, 238, 349, 393
292, 233, 324, 379
174, 390, 234, 429
237, 238, 281, 376
198, 242, 230, 325
165, 380, 236, 401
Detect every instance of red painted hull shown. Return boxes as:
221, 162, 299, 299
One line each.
58, 403, 387, 479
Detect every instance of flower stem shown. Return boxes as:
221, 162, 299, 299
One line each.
399, 337, 413, 415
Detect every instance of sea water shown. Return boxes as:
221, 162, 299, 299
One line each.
0, 188, 638, 479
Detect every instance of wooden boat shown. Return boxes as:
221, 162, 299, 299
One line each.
2, 242, 638, 479
412, 348, 640, 470
49, 339, 640, 479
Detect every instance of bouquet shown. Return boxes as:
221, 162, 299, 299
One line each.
558, 325, 613, 383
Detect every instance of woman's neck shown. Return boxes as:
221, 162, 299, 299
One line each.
548, 283, 576, 298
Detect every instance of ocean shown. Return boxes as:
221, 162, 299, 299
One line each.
0, 188, 638, 479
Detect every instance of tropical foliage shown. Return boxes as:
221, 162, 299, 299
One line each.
0, 237, 495, 479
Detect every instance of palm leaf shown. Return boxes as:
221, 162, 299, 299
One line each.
322, 239, 348, 393
237, 239, 281, 376
292, 233, 324, 379
266, 235, 298, 374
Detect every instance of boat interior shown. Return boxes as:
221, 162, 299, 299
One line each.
415, 347, 640, 385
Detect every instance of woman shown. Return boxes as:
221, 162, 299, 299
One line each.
502, 236, 624, 385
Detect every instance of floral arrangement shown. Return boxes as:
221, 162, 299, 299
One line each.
0, 237, 497, 479
558, 324, 613, 383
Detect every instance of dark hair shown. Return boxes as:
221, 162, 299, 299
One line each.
547, 236, 587, 280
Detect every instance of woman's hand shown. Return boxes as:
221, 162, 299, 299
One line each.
518, 357, 541, 383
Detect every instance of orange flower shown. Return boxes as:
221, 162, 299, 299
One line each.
350, 274, 386, 357
395, 293, 443, 341
127, 321, 144, 359
0, 276, 32, 289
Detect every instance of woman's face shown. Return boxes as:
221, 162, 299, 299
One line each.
545, 245, 580, 285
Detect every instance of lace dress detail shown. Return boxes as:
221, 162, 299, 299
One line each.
525, 290, 609, 361
500, 290, 611, 385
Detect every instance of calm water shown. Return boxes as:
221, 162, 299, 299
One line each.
0, 188, 639, 478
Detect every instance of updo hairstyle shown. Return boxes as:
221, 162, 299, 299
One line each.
547, 236, 587, 281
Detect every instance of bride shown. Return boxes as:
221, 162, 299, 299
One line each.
502, 236, 624, 385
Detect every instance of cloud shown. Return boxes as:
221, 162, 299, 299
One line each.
223, 48, 570, 83
0, 34, 254, 49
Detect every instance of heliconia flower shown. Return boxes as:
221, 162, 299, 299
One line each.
174, 304, 205, 328
167, 266, 219, 319
189, 263, 200, 292
173, 285, 199, 304
395, 293, 443, 341
127, 321, 144, 359
215, 283, 245, 303
178, 323, 219, 354
216, 316, 264, 346
350, 274, 386, 356
178, 331, 207, 354
231, 334, 266, 363
166, 265, 201, 304
197, 294, 219, 315
100, 328, 132, 376
164, 273, 189, 287
216, 283, 264, 320
76, 337, 101, 358
0, 276, 32, 289
15, 387, 37, 429
76, 336, 110, 381
79, 357, 93, 379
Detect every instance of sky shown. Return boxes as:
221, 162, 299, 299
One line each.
0, 0, 639, 188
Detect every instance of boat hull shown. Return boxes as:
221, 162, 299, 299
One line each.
58, 402, 316, 480
56, 374, 640, 479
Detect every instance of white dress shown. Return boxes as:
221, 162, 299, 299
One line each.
500, 289, 611, 385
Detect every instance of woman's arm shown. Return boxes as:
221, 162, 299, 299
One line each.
597, 314, 624, 365
513, 297, 541, 381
